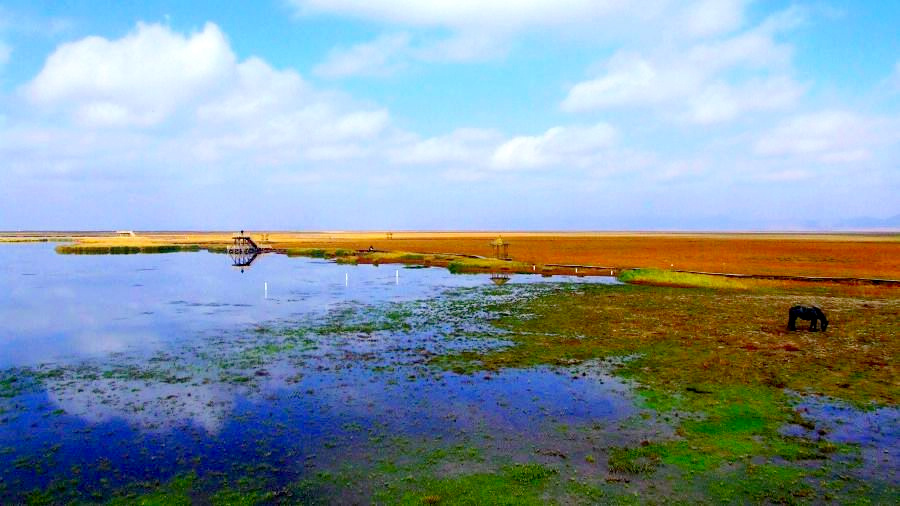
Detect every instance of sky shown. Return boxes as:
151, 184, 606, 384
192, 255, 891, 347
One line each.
0, 0, 898, 231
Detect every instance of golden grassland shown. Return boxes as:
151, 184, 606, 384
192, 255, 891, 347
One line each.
7, 230, 897, 280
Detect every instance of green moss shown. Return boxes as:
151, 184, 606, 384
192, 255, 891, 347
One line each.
0, 375, 26, 398
703, 464, 814, 504
108, 473, 196, 505
607, 446, 661, 474
377, 463, 558, 505
210, 488, 274, 506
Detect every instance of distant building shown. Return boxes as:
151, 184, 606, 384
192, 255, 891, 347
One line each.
115, 230, 136, 237
490, 236, 510, 260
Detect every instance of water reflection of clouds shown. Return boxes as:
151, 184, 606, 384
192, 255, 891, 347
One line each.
1, 295, 168, 366
46, 378, 235, 434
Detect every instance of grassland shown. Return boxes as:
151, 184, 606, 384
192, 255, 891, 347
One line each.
426, 278, 898, 503
9, 230, 897, 280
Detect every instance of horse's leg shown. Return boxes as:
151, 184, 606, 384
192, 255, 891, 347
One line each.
788, 313, 797, 331
809, 318, 818, 331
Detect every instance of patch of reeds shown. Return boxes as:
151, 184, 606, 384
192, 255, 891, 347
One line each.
618, 268, 747, 289
284, 248, 328, 258
55, 244, 201, 255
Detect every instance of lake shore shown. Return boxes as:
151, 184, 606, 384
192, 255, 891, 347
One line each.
5, 230, 898, 282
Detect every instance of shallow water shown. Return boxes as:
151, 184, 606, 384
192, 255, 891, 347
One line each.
1, 244, 638, 501
784, 395, 900, 482
0, 244, 617, 369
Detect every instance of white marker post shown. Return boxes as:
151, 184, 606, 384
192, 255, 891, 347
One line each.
345, 272, 349, 287
395, 270, 399, 285
264, 282, 268, 299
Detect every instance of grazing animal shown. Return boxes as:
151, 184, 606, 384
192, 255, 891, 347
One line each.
788, 305, 828, 332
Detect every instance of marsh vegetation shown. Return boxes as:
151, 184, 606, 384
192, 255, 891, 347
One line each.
0, 240, 896, 504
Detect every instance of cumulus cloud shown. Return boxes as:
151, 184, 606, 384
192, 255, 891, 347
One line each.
754, 111, 896, 163
491, 122, 618, 170
8, 20, 638, 183
561, 7, 805, 123
26, 22, 236, 127
12, 22, 393, 174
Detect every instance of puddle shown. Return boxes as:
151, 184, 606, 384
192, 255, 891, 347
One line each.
784, 395, 899, 482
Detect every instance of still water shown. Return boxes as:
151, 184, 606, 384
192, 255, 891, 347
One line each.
1, 244, 618, 368
1, 244, 640, 502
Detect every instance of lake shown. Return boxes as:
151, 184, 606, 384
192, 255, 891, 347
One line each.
1, 244, 649, 502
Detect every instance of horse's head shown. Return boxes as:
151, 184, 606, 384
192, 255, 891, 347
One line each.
815, 307, 828, 331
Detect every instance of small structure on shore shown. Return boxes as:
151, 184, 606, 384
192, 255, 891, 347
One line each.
490, 236, 510, 260
228, 233, 262, 271
115, 230, 136, 237
490, 272, 511, 285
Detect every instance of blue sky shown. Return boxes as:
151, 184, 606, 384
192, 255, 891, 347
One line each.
1, 0, 898, 230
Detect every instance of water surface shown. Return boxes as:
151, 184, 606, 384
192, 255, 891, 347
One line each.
1, 244, 639, 502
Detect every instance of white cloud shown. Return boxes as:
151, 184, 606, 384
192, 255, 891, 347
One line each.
13, 22, 394, 173
10, 20, 637, 183
687, 76, 804, 124
561, 7, 804, 123
313, 33, 411, 78
300, 0, 750, 72
313, 30, 508, 78
293, 0, 624, 32
413, 31, 507, 62
390, 128, 502, 165
679, 0, 748, 38
26, 22, 236, 127
293, 0, 752, 43
754, 111, 895, 163
491, 122, 618, 170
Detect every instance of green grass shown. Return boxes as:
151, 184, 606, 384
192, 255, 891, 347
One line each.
618, 268, 748, 289
108, 473, 196, 505
284, 247, 328, 258
429, 282, 898, 502
377, 463, 558, 505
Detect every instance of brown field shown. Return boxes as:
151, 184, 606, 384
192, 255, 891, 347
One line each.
3, 230, 898, 280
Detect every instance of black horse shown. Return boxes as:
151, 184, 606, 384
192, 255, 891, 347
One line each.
788, 305, 828, 332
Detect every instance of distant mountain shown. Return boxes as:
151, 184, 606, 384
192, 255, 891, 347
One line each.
833, 214, 900, 230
